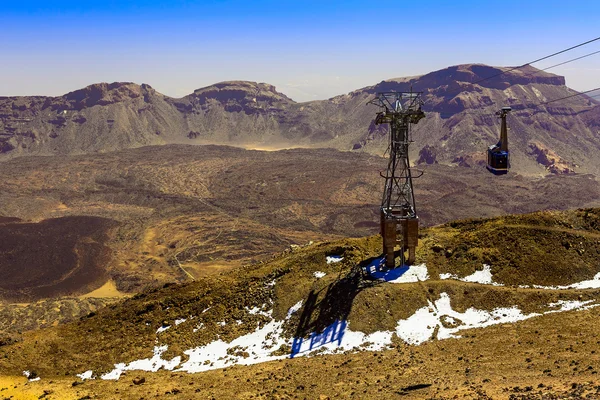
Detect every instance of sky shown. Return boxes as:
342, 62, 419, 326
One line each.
1, 0, 599, 102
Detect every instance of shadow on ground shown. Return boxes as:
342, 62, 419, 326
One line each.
290, 257, 385, 357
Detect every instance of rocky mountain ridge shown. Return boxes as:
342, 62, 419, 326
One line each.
1, 64, 599, 175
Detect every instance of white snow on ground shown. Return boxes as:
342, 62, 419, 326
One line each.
77, 370, 94, 380
314, 271, 326, 279
287, 300, 303, 317
156, 325, 170, 334
179, 319, 288, 372
440, 265, 600, 290
246, 305, 271, 317
175, 318, 187, 326
396, 292, 537, 345
291, 324, 393, 357
526, 273, 600, 290
440, 264, 502, 286
89, 282, 600, 380
388, 264, 429, 283
266, 279, 277, 287
101, 345, 181, 380
462, 265, 498, 285
546, 299, 596, 313
23, 371, 40, 382
571, 273, 600, 289
326, 256, 343, 264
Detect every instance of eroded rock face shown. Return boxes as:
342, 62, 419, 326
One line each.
183, 81, 295, 114
0, 64, 599, 176
417, 145, 438, 165
60, 82, 145, 110
527, 141, 575, 174
451, 152, 487, 168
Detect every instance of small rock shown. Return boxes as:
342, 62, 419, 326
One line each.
133, 377, 145, 385
432, 244, 444, 253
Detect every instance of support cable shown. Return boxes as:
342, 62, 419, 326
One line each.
428, 35, 600, 102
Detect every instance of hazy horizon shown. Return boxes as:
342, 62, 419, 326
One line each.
1, 0, 598, 102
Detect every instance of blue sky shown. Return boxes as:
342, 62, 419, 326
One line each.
1, 0, 599, 101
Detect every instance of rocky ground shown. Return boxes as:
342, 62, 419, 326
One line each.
2, 64, 599, 177
1, 208, 600, 398
1, 144, 600, 338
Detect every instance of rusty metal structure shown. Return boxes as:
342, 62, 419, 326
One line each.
369, 92, 425, 268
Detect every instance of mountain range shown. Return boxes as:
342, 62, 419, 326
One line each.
2, 64, 599, 175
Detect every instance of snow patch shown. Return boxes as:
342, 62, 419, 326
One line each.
101, 345, 181, 380
179, 320, 288, 372
440, 264, 502, 286
523, 273, 600, 290
246, 305, 271, 318
571, 273, 600, 289
326, 256, 343, 264
387, 264, 429, 283
287, 300, 303, 317
314, 271, 326, 279
156, 325, 170, 334
175, 318, 186, 326
546, 299, 596, 313
77, 370, 94, 380
291, 320, 392, 357
396, 292, 536, 345
23, 371, 40, 382
83, 282, 600, 380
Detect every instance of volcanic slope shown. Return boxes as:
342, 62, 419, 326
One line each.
2, 144, 600, 337
1, 65, 599, 175
2, 208, 600, 398
0, 216, 117, 302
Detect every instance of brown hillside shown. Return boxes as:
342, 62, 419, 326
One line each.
1, 209, 600, 399
0, 216, 116, 301
1, 65, 599, 176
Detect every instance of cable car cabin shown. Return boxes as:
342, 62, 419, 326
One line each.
487, 145, 509, 175
486, 106, 512, 175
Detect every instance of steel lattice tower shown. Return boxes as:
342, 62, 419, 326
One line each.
369, 92, 425, 268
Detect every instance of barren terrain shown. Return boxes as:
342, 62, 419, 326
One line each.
2, 64, 599, 176
1, 209, 600, 398
2, 145, 600, 338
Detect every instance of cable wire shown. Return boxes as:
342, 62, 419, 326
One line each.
536, 87, 600, 106
535, 49, 600, 72
429, 35, 600, 102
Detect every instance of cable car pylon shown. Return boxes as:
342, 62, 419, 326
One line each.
369, 92, 425, 269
